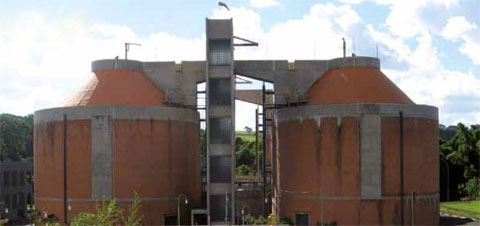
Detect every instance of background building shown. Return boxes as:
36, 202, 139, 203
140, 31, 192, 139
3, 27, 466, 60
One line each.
0, 161, 33, 223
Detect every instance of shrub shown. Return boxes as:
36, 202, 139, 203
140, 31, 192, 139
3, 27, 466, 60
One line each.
458, 177, 480, 200
279, 217, 294, 225
71, 192, 143, 226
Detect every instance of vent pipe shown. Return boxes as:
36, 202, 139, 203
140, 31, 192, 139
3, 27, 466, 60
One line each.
342, 37, 346, 58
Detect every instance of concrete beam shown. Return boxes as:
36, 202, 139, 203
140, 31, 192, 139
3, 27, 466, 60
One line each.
235, 90, 274, 105
276, 104, 438, 122
34, 106, 199, 124
234, 60, 286, 82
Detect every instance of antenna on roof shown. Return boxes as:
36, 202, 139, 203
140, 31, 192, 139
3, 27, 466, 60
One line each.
125, 42, 141, 60
352, 36, 355, 56
342, 37, 346, 58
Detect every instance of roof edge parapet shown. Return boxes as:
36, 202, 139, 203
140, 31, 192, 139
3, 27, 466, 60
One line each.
326, 56, 380, 70
92, 59, 144, 72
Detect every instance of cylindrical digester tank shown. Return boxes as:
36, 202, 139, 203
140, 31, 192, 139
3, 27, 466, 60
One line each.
34, 60, 201, 225
276, 58, 439, 225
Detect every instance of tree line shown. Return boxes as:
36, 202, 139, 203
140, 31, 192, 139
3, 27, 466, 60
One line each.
0, 113, 33, 162
439, 123, 480, 200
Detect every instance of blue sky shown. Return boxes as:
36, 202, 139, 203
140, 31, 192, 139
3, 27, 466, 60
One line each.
0, 0, 479, 129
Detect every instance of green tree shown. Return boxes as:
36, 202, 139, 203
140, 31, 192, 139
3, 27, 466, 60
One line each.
0, 113, 33, 161
235, 137, 257, 176
443, 123, 480, 179
458, 177, 480, 200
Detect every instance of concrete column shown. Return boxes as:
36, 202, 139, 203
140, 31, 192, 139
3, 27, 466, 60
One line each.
360, 114, 382, 199
91, 116, 113, 200
206, 18, 235, 224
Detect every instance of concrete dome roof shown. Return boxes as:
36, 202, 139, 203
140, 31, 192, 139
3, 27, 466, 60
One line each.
308, 67, 413, 105
63, 69, 166, 107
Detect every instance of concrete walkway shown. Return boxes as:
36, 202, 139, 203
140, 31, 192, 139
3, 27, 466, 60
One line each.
440, 214, 479, 225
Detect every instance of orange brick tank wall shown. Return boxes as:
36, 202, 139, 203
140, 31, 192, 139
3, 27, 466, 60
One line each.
34, 106, 200, 225
275, 104, 439, 225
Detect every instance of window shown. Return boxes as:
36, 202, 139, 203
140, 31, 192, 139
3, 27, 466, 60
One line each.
12, 194, 17, 209
3, 194, 10, 209
3, 171, 9, 187
209, 40, 231, 66
19, 171, 25, 186
12, 171, 17, 187
26, 171, 32, 185
208, 79, 231, 105
27, 193, 32, 205
295, 212, 310, 226
19, 192, 25, 209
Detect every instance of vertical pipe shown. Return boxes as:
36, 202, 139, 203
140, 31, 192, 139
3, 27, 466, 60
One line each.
342, 38, 346, 58
63, 114, 67, 225
225, 191, 228, 225
400, 111, 404, 225
271, 112, 277, 221
255, 109, 259, 174
125, 43, 128, 60
177, 198, 181, 226
411, 191, 415, 225
262, 83, 267, 216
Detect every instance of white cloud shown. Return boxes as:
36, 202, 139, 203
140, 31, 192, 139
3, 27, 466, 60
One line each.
0, 1, 478, 128
339, 0, 365, 4
367, 22, 480, 124
0, 12, 205, 116
249, 0, 280, 8
340, 0, 457, 38
212, 3, 363, 61
442, 16, 477, 40
459, 35, 480, 65
440, 16, 480, 65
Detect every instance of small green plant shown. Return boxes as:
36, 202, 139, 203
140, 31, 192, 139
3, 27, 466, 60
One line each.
122, 192, 144, 226
458, 177, 479, 200
254, 216, 268, 225
71, 192, 143, 226
71, 198, 121, 226
278, 217, 294, 225
244, 215, 268, 225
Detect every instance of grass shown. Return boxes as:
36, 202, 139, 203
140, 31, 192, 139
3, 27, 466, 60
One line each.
440, 200, 480, 220
236, 131, 257, 142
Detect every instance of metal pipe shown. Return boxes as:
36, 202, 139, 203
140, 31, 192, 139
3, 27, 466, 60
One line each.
63, 114, 67, 225
177, 194, 188, 226
125, 43, 128, 60
342, 38, 346, 58
400, 111, 404, 225
225, 191, 229, 225
411, 191, 415, 225
255, 108, 259, 174
262, 83, 267, 216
